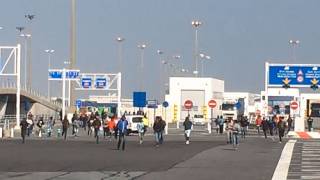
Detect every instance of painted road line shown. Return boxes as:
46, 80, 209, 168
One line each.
272, 139, 297, 180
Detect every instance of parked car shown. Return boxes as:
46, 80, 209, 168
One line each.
126, 115, 143, 134
193, 114, 205, 125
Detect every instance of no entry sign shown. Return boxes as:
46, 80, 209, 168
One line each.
184, 100, 193, 110
208, 100, 217, 108
290, 101, 299, 110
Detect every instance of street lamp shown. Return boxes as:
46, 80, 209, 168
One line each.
0, 26, 3, 30
191, 20, 202, 77
199, 53, 211, 77
45, 49, 55, 100
138, 43, 147, 91
116, 36, 125, 73
289, 40, 300, 62
63, 60, 71, 107
20, 33, 31, 89
157, 49, 164, 101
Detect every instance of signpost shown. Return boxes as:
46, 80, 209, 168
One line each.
208, 100, 217, 134
162, 101, 169, 135
290, 101, 299, 110
184, 100, 193, 115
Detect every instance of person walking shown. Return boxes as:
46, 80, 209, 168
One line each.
20, 118, 29, 143
26, 116, 34, 137
287, 115, 293, 133
116, 115, 128, 150
153, 116, 166, 147
62, 115, 69, 140
307, 116, 313, 132
183, 115, 193, 145
37, 117, 45, 137
261, 117, 269, 139
226, 118, 233, 144
47, 117, 55, 137
142, 115, 149, 136
232, 119, 241, 149
277, 117, 286, 143
103, 117, 109, 138
108, 116, 116, 141
240, 116, 247, 139
71, 113, 77, 135
137, 120, 145, 144
92, 116, 102, 144
218, 116, 224, 134
255, 115, 262, 135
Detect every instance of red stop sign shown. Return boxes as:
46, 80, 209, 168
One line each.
184, 100, 193, 110
208, 100, 217, 108
290, 101, 299, 110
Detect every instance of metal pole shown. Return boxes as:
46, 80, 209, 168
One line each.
24, 38, 27, 89
69, 0, 77, 113
140, 48, 144, 91
265, 62, 269, 118
47, 53, 51, 100
195, 29, 198, 77
68, 80, 71, 107
117, 72, 122, 118
16, 44, 21, 129
62, 68, 66, 120
165, 107, 168, 134
201, 59, 204, 77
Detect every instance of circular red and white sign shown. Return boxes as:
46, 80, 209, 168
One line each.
208, 100, 217, 108
290, 101, 299, 110
184, 100, 193, 110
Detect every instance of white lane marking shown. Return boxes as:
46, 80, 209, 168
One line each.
272, 139, 297, 180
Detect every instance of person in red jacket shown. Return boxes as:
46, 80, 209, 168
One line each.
256, 115, 262, 135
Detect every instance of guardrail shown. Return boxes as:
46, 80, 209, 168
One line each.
0, 81, 62, 107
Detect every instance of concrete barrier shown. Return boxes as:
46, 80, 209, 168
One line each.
0, 127, 2, 138
10, 128, 14, 138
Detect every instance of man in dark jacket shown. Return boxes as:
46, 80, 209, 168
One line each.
183, 115, 193, 145
62, 115, 69, 140
261, 118, 269, 139
92, 116, 102, 144
153, 116, 166, 147
20, 118, 29, 143
277, 117, 286, 143
117, 115, 128, 150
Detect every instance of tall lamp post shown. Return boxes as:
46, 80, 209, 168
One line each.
64, 61, 71, 107
199, 53, 211, 77
20, 33, 31, 89
138, 43, 147, 91
157, 49, 164, 102
45, 49, 55, 100
191, 20, 202, 77
289, 40, 300, 62
25, 14, 35, 89
116, 37, 125, 73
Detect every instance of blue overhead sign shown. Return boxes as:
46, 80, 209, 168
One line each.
133, 92, 147, 107
81, 78, 92, 88
48, 69, 80, 80
95, 78, 107, 88
268, 65, 320, 86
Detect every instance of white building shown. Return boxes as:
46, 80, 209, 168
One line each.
165, 77, 224, 123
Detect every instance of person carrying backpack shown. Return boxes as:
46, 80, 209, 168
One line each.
183, 115, 193, 145
277, 117, 286, 143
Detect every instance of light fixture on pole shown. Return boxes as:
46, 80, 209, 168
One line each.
289, 39, 300, 62
191, 20, 202, 77
45, 49, 55, 100
138, 43, 147, 91
20, 33, 31, 89
24, 14, 35, 90
157, 49, 164, 101
199, 53, 211, 77
116, 36, 125, 73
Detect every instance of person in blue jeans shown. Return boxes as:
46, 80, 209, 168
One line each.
116, 115, 128, 150
153, 116, 166, 147
232, 119, 241, 149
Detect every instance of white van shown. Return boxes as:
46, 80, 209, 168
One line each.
126, 115, 143, 134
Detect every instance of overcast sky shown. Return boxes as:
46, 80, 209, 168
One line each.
1, 0, 320, 100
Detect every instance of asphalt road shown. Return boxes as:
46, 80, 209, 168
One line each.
0, 134, 286, 180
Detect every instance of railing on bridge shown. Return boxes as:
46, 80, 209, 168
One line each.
0, 81, 61, 106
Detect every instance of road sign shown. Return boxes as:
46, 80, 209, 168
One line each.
48, 69, 80, 80
133, 92, 147, 107
76, 100, 82, 108
268, 64, 320, 87
184, 100, 193, 110
208, 99, 217, 108
81, 78, 92, 88
162, 101, 169, 108
95, 78, 107, 88
290, 101, 299, 110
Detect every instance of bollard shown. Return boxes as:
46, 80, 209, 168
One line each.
208, 121, 212, 134
57, 128, 61, 138
165, 123, 168, 135
0, 127, 2, 138
39, 130, 42, 138
10, 128, 14, 138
